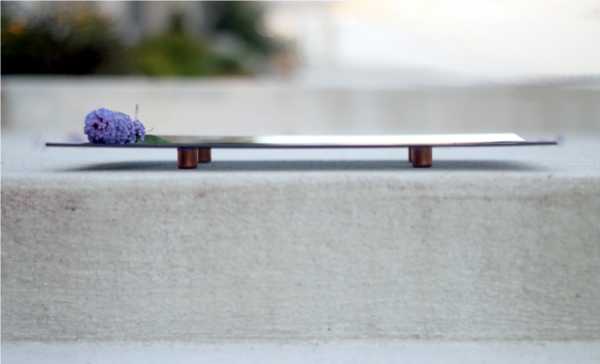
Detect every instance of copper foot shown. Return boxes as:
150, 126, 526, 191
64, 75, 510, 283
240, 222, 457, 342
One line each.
409, 146, 432, 168
198, 148, 211, 163
177, 147, 199, 169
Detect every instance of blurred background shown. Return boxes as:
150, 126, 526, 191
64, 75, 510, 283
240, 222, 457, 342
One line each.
2, 0, 599, 137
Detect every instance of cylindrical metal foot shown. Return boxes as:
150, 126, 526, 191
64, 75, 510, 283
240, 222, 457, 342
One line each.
409, 146, 432, 168
177, 147, 199, 169
198, 148, 211, 163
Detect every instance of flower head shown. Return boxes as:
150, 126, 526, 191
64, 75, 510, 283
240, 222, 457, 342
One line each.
84, 108, 145, 144
131, 119, 145, 143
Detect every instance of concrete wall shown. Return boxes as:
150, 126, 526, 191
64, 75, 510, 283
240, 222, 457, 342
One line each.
2, 77, 599, 343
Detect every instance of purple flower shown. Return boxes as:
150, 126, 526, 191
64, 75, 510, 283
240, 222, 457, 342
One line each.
84, 108, 146, 144
131, 119, 145, 143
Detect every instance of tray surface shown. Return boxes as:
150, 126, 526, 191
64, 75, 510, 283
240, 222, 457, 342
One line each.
47, 133, 557, 149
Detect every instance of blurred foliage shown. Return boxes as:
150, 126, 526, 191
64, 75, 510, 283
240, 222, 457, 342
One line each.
209, 1, 275, 55
128, 32, 246, 76
128, 14, 247, 77
1, 10, 119, 74
1, 3, 276, 76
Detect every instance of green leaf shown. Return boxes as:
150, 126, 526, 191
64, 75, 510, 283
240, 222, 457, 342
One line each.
140, 134, 171, 145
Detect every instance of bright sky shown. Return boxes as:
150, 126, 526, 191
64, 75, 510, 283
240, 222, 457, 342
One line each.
326, 0, 600, 78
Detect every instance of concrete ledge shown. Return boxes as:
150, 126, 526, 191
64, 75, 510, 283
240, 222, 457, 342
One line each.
3, 77, 600, 135
2, 136, 600, 341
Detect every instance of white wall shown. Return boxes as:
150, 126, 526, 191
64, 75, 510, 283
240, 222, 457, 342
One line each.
266, 0, 600, 80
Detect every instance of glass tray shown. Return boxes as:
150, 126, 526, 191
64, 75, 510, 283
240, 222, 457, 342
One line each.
47, 133, 558, 169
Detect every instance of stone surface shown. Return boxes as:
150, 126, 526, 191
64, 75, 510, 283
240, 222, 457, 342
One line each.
2, 134, 599, 341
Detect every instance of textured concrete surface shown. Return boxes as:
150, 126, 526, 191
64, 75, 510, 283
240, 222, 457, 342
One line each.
3, 341, 600, 364
2, 134, 600, 342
